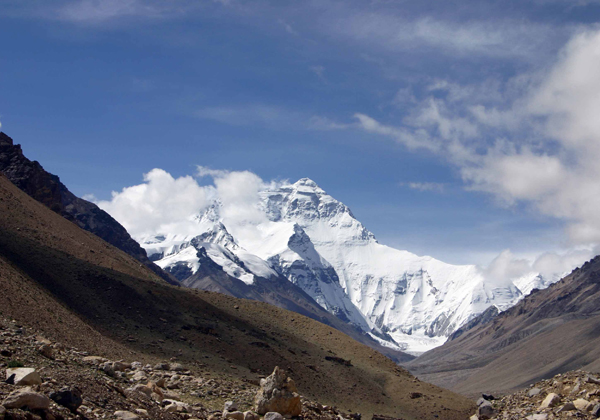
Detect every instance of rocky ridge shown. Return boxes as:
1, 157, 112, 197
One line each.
0, 132, 177, 285
470, 370, 600, 419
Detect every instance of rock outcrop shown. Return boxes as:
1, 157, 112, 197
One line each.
254, 367, 302, 417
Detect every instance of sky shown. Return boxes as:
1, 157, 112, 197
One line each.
2, 0, 600, 273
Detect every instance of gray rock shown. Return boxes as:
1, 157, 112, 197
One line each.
5, 368, 42, 386
38, 344, 54, 359
3, 387, 51, 410
254, 367, 302, 417
224, 401, 238, 412
264, 413, 284, 420
225, 411, 245, 420
540, 393, 560, 409
154, 362, 170, 370
591, 403, 600, 417
170, 363, 185, 371
244, 411, 259, 420
557, 402, 576, 412
528, 388, 542, 397
477, 401, 496, 419
50, 387, 83, 412
526, 415, 547, 420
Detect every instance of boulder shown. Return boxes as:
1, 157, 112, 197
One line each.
574, 398, 593, 411
477, 401, 496, 419
264, 413, 284, 420
540, 393, 560, 409
170, 363, 185, 371
154, 362, 170, 371
3, 387, 51, 410
114, 411, 140, 420
527, 388, 542, 397
49, 387, 83, 412
254, 367, 302, 417
5, 368, 42, 386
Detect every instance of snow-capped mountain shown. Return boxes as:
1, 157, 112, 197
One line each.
141, 178, 556, 354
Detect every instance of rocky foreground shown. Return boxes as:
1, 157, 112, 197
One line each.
472, 370, 600, 419
0, 317, 360, 420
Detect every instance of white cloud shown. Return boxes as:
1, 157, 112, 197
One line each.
96, 168, 212, 238
401, 182, 445, 192
326, 12, 564, 60
356, 28, 600, 248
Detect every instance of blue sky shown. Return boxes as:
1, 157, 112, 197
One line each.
2, 0, 600, 268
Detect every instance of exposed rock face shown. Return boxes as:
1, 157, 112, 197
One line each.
254, 367, 302, 417
0, 131, 177, 285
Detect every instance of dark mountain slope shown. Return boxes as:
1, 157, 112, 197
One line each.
0, 172, 474, 419
407, 256, 600, 396
0, 131, 177, 285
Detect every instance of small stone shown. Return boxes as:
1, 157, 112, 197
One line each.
591, 403, 600, 417
528, 388, 542, 397
38, 344, 54, 359
264, 413, 284, 420
2, 387, 51, 410
557, 402, 576, 412
154, 362, 170, 371
588, 376, 600, 385
526, 414, 547, 420
225, 411, 245, 420
5, 368, 42, 386
224, 401, 238, 412
244, 411, 259, 420
170, 363, 185, 371
114, 410, 140, 420
135, 409, 149, 418
469, 415, 478, 420
82, 356, 107, 364
540, 393, 561, 409
49, 387, 83, 412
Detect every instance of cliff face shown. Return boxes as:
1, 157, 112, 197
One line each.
0, 132, 178, 285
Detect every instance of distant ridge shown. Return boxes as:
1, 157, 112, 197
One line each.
407, 255, 600, 396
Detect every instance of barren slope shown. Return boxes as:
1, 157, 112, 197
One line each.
0, 173, 474, 419
408, 256, 600, 397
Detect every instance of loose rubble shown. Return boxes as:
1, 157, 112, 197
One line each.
0, 316, 362, 420
470, 370, 600, 419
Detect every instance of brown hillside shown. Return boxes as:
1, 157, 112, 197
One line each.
408, 256, 600, 398
0, 173, 475, 419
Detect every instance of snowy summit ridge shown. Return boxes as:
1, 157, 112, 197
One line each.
141, 177, 553, 354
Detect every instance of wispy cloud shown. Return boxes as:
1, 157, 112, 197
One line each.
195, 104, 307, 130
355, 28, 600, 247
401, 182, 445, 192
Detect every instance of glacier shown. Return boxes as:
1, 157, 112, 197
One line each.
140, 177, 558, 354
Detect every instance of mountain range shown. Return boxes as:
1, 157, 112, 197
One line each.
0, 131, 475, 419
138, 176, 559, 354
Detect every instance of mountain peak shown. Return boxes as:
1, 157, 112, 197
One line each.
293, 178, 323, 190
0, 132, 14, 146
